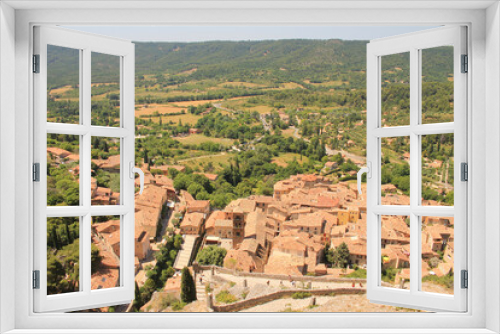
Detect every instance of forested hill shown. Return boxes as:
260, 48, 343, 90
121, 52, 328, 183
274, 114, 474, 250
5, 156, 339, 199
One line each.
133, 39, 367, 87
48, 39, 453, 89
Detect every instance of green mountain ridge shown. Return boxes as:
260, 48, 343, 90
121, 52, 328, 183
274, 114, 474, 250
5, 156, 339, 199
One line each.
48, 39, 453, 89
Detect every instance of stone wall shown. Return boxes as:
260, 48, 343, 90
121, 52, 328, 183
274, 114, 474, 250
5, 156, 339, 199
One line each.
198, 264, 366, 283
211, 288, 366, 312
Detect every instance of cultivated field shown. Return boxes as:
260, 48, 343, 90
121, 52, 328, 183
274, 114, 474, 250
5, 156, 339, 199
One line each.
175, 134, 234, 146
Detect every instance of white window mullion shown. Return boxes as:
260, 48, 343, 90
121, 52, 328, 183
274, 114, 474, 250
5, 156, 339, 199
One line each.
413, 123, 455, 135
452, 26, 468, 307
33, 26, 135, 313
121, 43, 136, 294
80, 47, 92, 295
372, 126, 411, 138
33, 28, 48, 309
409, 46, 420, 295
81, 214, 91, 294
367, 26, 467, 312
366, 44, 381, 299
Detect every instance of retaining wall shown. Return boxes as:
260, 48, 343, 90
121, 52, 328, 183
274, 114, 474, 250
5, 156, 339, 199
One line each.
211, 288, 366, 312
198, 264, 367, 283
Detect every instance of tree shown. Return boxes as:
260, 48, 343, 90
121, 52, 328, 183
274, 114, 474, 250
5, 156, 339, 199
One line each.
180, 267, 197, 303
132, 281, 144, 311
91, 244, 102, 274
429, 257, 440, 269
324, 243, 335, 266
335, 242, 351, 268
196, 245, 227, 266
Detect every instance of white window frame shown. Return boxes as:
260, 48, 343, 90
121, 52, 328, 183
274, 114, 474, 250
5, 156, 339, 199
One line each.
366, 26, 467, 312
0, 2, 499, 333
33, 26, 136, 312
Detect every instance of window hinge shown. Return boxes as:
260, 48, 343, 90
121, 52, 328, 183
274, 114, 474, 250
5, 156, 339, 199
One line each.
461, 270, 468, 289
33, 270, 40, 289
33, 54, 40, 73
461, 54, 468, 73
461, 162, 468, 182
33, 163, 40, 182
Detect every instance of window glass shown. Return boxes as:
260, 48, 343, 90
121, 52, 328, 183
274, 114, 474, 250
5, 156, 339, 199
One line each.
381, 52, 410, 127
47, 217, 80, 295
91, 137, 121, 205
47, 45, 80, 124
421, 216, 454, 295
47, 134, 80, 206
381, 136, 410, 205
380, 215, 411, 290
91, 52, 120, 127
91, 215, 121, 290
421, 134, 454, 206
421, 46, 454, 124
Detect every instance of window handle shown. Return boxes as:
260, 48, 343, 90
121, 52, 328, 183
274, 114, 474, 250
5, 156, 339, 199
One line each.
130, 162, 145, 195
357, 162, 371, 195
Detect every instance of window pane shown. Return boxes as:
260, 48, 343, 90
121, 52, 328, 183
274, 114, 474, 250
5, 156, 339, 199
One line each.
47, 45, 80, 124
421, 216, 454, 295
47, 134, 80, 206
47, 217, 80, 295
91, 215, 121, 290
380, 215, 410, 290
91, 52, 121, 127
421, 134, 454, 206
421, 46, 454, 124
381, 136, 410, 205
91, 137, 121, 205
381, 52, 410, 127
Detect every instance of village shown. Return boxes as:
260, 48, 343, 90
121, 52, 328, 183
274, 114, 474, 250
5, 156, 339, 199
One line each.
77, 152, 454, 311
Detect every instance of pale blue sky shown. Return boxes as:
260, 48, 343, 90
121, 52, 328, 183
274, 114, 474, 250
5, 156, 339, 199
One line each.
65, 26, 438, 42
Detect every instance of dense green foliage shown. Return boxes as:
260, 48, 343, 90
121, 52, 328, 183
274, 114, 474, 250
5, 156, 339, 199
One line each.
195, 246, 227, 267
324, 242, 351, 268
180, 267, 197, 304
291, 292, 312, 299
133, 234, 183, 311
422, 272, 454, 289
345, 268, 367, 279
215, 290, 238, 304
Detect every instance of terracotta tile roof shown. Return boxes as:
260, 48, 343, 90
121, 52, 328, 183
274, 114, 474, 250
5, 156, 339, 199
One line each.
215, 219, 233, 228
273, 236, 307, 253
226, 199, 256, 213
65, 154, 79, 162
251, 195, 274, 204
92, 155, 121, 169
264, 254, 304, 276
135, 226, 149, 242
181, 212, 205, 228
186, 200, 210, 212
382, 244, 410, 263
164, 274, 182, 292
381, 216, 410, 243
205, 211, 226, 231
154, 175, 175, 189
47, 147, 72, 158
91, 268, 119, 290
135, 207, 160, 227
94, 219, 120, 234
224, 249, 257, 272
425, 224, 454, 240
135, 185, 167, 209
239, 238, 259, 254
244, 211, 266, 238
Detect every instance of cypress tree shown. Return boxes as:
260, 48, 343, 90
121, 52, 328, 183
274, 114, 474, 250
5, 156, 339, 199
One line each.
133, 281, 143, 311
180, 267, 197, 303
